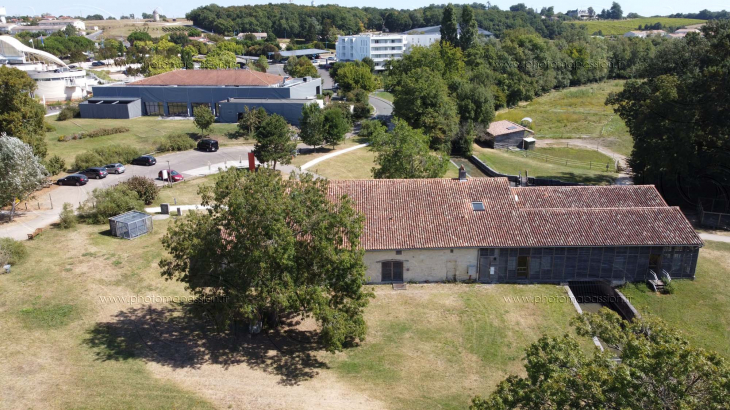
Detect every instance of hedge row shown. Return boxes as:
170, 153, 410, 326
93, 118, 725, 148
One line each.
157, 133, 197, 152
58, 127, 130, 142
73, 145, 141, 170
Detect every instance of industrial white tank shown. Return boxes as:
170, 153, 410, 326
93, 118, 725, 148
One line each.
0, 7, 7, 24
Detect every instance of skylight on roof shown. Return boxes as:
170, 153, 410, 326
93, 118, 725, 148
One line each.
472, 202, 485, 211
507, 126, 519, 130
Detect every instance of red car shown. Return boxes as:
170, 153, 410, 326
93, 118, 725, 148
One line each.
158, 169, 184, 182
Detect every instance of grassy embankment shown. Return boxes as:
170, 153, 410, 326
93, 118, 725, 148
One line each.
568, 17, 705, 36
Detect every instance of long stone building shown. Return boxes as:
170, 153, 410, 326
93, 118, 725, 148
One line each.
81, 70, 322, 125
328, 177, 702, 284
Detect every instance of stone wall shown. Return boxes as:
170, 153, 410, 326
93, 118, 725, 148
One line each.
364, 248, 479, 283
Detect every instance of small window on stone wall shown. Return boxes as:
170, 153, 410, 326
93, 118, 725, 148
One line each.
395, 250, 402, 255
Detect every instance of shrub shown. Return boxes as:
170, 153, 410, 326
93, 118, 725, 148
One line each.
58, 203, 78, 229
157, 133, 196, 152
57, 106, 80, 121
0, 238, 28, 265
79, 185, 145, 224
322, 90, 334, 99
73, 145, 141, 170
43, 155, 66, 175
44, 123, 56, 133
123, 176, 160, 205
353, 103, 372, 120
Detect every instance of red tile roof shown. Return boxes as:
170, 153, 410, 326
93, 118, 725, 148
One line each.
129, 69, 285, 87
487, 120, 533, 137
328, 178, 702, 251
511, 185, 668, 209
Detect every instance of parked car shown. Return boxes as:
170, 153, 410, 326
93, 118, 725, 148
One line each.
131, 155, 157, 166
197, 138, 219, 152
57, 174, 89, 186
104, 163, 126, 174
158, 169, 184, 182
79, 167, 108, 179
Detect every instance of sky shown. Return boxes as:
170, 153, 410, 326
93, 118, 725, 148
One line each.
4, 0, 727, 22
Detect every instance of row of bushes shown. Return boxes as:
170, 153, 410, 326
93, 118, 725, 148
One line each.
57, 127, 130, 142
73, 145, 141, 170
157, 133, 196, 152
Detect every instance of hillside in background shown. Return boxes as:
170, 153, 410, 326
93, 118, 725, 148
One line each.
569, 17, 705, 36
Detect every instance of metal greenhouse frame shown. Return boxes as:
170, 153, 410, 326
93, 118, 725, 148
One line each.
108, 211, 153, 239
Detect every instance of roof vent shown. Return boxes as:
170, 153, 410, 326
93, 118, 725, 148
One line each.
472, 202, 485, 211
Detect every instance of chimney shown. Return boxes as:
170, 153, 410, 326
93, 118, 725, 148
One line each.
458, 165, 467, 181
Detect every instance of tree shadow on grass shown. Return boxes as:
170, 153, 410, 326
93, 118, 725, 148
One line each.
83, 305, 327, 386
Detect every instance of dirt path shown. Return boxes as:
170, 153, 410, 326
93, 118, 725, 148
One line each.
536, 138, 634, 185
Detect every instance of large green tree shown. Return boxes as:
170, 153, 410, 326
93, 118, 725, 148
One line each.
0, 67, 47, 158
193, 105, 215, 135
238, 106, 268, 137
201, 49, 237, 69
440, 4, 459, 47
370, 118, 448, 179
606, 20, 730, 201
322, 107, 350, 149
253, 114, 296, 170
472, 309, 730, 409
458, 5, 478, 51
333, 62, 377, 93
284, 56, 320, 78
160, 169, 371, 351
0, 135, 48, 220
392, 67, 459, 149
299, 103, 325, 148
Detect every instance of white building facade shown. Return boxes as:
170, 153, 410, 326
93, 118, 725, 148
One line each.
335, 33, 440, 71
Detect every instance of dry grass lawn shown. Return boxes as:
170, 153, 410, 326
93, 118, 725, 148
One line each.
85, 19, 194, 39
312, 148, 460, 180
0, 214, 590, 409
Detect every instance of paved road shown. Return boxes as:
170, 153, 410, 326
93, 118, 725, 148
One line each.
370, 94, 394, 121
85, 30, 104, 41
0, 146, 306, 241
699, 233, 730, 243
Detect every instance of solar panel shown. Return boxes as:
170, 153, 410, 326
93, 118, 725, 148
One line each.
472, 202, 485, 211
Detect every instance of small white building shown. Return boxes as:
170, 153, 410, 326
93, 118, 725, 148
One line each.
0, 35, 95, 102
38, 19, 86, 32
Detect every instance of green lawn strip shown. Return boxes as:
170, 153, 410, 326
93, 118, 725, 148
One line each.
157, 176, 215, 206
620, 241, 730, 358
474, 145, 616, 185
290, 138, 364, 168
46, 117, 248, 165
568, 18, 705, 36
0, 222, 215, 408
329, 284, 583, 410
372, 91, 394, 102
313, 148, 376, 180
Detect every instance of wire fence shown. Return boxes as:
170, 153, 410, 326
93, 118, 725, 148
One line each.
513, 149, 619, 172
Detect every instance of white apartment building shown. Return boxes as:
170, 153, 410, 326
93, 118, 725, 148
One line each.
336, 33, 440, 71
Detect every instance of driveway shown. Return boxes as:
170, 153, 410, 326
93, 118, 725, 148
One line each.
0, 146, 305, 241
369, 94, 393, 122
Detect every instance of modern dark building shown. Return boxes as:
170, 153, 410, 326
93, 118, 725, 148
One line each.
81, 70, 322, 125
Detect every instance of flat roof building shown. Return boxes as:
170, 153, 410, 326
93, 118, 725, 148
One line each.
82, 69, 322, 125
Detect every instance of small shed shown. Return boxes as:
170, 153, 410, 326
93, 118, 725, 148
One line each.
109, 211, 153, 239
482, 120, 534, 149
522, 137, 536, 150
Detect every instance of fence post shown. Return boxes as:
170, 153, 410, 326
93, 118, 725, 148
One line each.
49, 194, 53, 209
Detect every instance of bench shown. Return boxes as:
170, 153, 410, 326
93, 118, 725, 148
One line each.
27, 228, 43, 240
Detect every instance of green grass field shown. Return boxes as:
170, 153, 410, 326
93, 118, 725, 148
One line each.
474, 145, 617, 184
46, 116, 248, 165
495, 80, 633, 156
329, 284, 585, 410
620, 241, 730, 358
568, 17, 705, 36
312, 147, 460, 180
